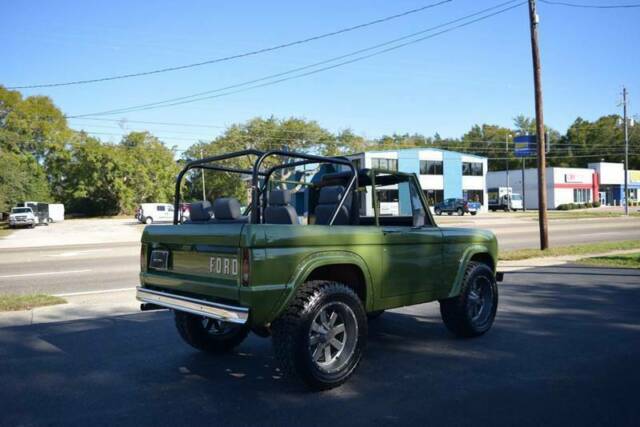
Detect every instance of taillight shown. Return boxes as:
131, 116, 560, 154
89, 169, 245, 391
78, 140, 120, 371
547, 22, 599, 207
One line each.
140, 245, 147, 272
242, 248, 250, 287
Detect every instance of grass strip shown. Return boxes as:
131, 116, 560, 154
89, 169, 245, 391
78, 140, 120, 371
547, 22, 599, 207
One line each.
0, 294, 66, 312
499, 240, 640, 261
577, 252, 640, 269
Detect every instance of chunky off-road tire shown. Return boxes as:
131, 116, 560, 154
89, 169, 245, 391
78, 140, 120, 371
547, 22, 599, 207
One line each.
367, 310, 385, 320
174, 311, 249, 353
439, 261, 498, 338
271, 281, 368, 391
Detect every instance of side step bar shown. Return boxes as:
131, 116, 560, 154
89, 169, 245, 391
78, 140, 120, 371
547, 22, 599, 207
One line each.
136, 287, 249, 324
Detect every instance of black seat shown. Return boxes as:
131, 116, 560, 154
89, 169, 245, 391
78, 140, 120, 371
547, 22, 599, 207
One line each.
188, 201, 213, 222
211, 198, 248, 223
264, 190, 298, 224
315, 186, 351, 225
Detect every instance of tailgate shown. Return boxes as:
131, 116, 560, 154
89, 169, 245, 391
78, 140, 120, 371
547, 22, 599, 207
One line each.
141, 223, 245, 302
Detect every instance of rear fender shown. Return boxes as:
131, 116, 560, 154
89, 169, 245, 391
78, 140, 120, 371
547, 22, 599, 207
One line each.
270, 251, 374, 320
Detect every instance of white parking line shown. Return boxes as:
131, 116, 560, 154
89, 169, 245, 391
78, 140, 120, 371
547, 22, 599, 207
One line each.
0, 269, 92, 279
46, 249, 115, 257
54, 287, 136, 297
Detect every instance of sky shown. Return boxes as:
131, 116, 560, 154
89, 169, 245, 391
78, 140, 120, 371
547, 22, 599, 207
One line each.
2, 0, 639, 153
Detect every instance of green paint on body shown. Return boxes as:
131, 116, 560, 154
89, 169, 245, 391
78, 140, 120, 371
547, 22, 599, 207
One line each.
140, 221, 498, 328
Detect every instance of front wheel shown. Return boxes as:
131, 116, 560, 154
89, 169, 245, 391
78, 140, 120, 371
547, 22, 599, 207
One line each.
471, 211, 477, 216
439, 261, 498, 338
144, 216, 153, 224
271, 281, 367, 391
174, 312, 249, 353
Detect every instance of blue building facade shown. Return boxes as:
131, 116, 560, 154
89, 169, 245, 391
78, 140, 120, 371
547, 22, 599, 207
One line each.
348, 148, 488, 213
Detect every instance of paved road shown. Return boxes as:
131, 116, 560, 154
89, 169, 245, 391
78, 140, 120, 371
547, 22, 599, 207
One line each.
1, 265, 639, 426
1, 216, 639, 295
0, 243, 139, 295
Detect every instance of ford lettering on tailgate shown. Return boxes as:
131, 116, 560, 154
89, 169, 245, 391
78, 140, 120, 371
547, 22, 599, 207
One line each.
209, 255, 238, 277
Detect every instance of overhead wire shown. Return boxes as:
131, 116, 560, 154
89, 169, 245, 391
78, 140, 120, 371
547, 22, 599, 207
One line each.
8, 1, 453, 89
539, 0, 640, 8
68, 1, 526, 118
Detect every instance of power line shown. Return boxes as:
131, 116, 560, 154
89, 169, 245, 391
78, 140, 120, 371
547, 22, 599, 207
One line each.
539, 0, 640, 8
7, 1, 453, 89
69, 1, 525, 118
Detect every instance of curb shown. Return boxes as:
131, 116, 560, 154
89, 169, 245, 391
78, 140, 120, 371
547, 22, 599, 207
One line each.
498, 248, 640, 272
0, 289, 141, 328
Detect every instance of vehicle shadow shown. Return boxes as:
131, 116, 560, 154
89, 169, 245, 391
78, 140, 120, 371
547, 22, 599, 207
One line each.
1, 264, 639, 426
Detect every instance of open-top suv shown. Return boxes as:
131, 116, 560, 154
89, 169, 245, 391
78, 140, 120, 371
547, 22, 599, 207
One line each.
137, 150, 500, 390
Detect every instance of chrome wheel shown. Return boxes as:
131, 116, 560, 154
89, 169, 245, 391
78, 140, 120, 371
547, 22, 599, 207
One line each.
308, 302, 358, 374
467, 276, 494, 326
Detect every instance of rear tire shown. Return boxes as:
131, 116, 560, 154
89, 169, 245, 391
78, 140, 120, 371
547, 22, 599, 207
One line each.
174, 312, 249, 353
271, 281, 367, 391
439, 261, 498, 338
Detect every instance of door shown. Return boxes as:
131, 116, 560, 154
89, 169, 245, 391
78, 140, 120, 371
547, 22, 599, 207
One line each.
378, 175, 443, 300
599, 192, 607, 206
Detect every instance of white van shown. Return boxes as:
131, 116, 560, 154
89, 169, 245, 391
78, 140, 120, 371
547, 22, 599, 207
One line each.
135, 203, 174, 224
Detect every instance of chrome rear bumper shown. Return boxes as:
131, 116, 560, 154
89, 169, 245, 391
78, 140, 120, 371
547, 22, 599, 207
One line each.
136, 287, 249, 324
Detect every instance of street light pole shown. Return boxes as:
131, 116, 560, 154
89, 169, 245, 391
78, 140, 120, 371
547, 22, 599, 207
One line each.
622, 87, 629, 216
528, 0, 549, 250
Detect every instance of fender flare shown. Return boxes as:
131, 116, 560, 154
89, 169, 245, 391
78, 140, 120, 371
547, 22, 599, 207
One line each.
447, 244, 496, 298
270, 250, 375, 320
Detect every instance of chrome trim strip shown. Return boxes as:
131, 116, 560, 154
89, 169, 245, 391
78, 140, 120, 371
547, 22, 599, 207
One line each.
136, 287, 249, 324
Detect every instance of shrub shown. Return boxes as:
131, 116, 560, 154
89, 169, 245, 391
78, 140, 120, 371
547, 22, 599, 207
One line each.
585, 202, 593, 208
593, 201, 601, 208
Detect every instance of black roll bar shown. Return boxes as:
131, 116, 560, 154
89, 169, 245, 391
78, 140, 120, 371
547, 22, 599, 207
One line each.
173, 149, 357, 226
251, 151, 357, 225
173, 149, 265, 224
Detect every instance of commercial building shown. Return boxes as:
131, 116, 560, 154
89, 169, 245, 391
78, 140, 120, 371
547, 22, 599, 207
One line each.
588, 162, 640, 205
348, 148, 488, 214
487, 167, 597, 210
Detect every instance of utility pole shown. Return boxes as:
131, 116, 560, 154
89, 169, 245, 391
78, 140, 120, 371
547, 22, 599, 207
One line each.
622, 87, 629, 216
200, 149, 207, 201
528, 0, 549, 250
522, 158, 526, 212
506, 134, 511, 208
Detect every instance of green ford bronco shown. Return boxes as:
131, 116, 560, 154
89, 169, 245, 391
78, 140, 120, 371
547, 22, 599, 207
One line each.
137, 150, 501, 390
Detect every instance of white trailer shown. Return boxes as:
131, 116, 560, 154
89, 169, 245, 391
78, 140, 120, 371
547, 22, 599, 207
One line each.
48, 204, 65, 222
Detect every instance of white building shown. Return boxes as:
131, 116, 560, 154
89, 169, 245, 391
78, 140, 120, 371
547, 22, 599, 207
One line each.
588, 162, 640, 205
487, 167, 597, 209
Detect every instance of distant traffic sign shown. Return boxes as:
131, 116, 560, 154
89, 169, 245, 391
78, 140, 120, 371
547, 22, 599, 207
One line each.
514, 135, 536, 157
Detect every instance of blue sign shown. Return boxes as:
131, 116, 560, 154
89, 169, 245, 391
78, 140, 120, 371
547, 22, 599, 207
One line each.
514, 135, 536, 157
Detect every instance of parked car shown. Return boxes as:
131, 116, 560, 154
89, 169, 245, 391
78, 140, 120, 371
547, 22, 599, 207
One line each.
433, 198, 478, 216
135, 203, 174, 224
8, 207, 37, 228
137, 150, 501, 391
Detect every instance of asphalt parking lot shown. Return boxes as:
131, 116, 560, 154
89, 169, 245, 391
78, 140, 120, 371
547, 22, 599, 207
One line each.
2, 264, 639, 427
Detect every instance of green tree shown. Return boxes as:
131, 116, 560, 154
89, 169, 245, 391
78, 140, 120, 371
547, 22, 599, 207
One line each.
0, 151, 51, 212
